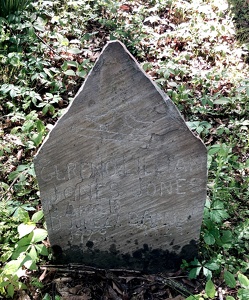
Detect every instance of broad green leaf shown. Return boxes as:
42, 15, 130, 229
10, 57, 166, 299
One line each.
67, 48, 82, 54
208, 144, 221, 155
8, 170, 20, 181
168, 81, 178, 87
35, 244, 49, 256
32, 132, 43, 146
27, 164, 36, 177
12, 244, 30, 259
238, 288, 249, 300
16, 165, 28, 172
221, 230, 233, 244
76, 70, 87, 78
226, 296, 235, 300
65, 60, 78, 67
64, 69, 76, 76
43, 68, 53, 78
18, 223, 35, 238
29, 245, 38, 261
185, 296, 197, 300
241, 120, 249, 126
204, 232, 215, 245
3, 259, 22, 275
238, 273, 249, 289
0, 281, 9, 288
203, 267, 212, 279
9, 89, 17, 98
31, 228, 48, 243
205, 279, 215, 298
23, 255, 37, 271
189, 267, 202, 279
7, 283, 14, 298
204, 262, 220, 271
1, 250, 12, 263
35, 120, 45, 133
224, 271, 236, 288
42, 105, 49, 115
31, 210, 44, 223
17, 236, 32, 248
214, 97, 231, 104
18, 205, 36, 212
190, 257, 201, 266
33, 24, 45, 31
43, 294, 52, 300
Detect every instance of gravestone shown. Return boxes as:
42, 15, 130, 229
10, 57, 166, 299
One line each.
34, 40, 207, 272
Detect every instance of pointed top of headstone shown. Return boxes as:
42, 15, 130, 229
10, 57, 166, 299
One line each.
34, 40, 207, 272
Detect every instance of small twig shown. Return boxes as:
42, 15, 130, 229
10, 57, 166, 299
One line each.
34, 32, 65, 59
157, 276, 192, 297
40, 266, 95, 275
3, 171, 26, 200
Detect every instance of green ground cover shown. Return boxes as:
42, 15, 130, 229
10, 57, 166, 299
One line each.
0, 0, 249, 298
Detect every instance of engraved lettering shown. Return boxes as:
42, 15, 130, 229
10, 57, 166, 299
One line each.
147, 182, 156, 196
64, 186, 74, 198
80, 162, 91, 179
67, 162, 77, 180
110, 182, 119, 198
176, 179, 186, 194
105, 160, 116, 176
55, 165, 66, 180
160, 181, 173, 195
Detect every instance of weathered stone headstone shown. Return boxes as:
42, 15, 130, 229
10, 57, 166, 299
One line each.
34, 40, 207, 272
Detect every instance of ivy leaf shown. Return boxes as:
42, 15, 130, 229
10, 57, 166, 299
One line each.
224, 271, 236, 288
205, 279, 216, 298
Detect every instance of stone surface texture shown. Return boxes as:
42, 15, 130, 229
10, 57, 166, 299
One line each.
34, 41, 207, 271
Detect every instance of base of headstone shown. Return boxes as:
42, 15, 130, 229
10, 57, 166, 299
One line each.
51, 240, 198, 273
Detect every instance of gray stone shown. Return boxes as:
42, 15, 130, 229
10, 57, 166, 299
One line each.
34, 40, 207, 272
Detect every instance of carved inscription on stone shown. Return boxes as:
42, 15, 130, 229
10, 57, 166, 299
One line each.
34, 41, 207, 269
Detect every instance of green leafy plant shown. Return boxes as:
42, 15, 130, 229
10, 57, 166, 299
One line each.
0, 0, 31, 17
185, 279, 216, 300
0, 205, 48, 298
